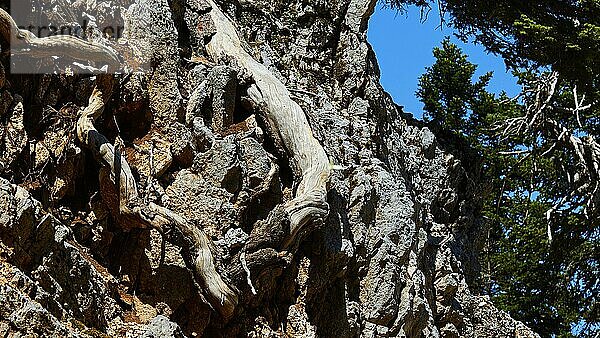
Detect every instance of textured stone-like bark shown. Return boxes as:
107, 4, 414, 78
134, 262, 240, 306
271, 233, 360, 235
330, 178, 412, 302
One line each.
0, 0, 540, 337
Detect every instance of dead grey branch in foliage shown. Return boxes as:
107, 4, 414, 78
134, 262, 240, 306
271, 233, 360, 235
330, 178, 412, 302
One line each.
495, 71, 600, 242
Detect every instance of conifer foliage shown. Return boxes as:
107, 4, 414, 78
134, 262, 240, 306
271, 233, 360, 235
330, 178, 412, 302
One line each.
392, 1, 599, 335
417, 37, 599, 337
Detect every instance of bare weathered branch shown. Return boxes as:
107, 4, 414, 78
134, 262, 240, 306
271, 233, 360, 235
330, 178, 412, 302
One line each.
0, 8, 119, 68
76, 74, 238, 319
495, 71, 600, 239
204, 0, 331, 250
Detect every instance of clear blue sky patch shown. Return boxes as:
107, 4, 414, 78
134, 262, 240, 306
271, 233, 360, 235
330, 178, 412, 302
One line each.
367, 4, 520, 119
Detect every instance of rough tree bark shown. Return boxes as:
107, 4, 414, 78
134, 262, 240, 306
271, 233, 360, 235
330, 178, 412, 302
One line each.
0, 0, 540, 337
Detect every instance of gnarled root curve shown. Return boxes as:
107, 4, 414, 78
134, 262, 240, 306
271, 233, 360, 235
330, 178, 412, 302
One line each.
3, 1, 332, 319
205, 0, 332, 250
0, 8, 119, 68
76, 74, 238, 319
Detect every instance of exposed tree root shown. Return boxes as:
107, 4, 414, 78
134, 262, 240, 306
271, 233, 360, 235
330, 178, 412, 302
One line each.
0, 8, 119, 68
205, 0, 332, 249
1, 3, 333, 319
76, 74, 238, 319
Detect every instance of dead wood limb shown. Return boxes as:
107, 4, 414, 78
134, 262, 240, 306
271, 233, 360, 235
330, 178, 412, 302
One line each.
76, 74, 238, 319
205, 0, 331, 249
495, 71, 600, 238
0, 8, 119, 68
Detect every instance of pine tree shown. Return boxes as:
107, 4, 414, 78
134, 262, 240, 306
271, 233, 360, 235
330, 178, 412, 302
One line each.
389, 0, 600, 92
417, 39, 600, 337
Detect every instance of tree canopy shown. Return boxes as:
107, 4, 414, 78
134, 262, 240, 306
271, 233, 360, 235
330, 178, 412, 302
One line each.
389, 0, 600, 89
417, 37, 599, 337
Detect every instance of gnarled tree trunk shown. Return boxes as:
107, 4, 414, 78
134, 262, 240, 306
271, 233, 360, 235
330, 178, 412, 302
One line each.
0, 0, 539, 337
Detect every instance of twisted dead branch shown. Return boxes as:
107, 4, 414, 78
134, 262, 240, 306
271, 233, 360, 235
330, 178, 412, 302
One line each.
1, 6, 237, 318
205, 0, 332, 249
0, 8, 119, 68
76, 74, 238, 319
2, 3, 333, 318
494, 72, 600, 241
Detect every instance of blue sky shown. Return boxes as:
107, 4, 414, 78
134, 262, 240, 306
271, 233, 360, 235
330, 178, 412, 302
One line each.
367, 4, 521, 119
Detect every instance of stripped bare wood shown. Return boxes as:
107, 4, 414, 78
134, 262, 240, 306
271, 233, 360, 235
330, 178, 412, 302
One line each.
76, 74, 238, 319
2, 3, 333, 319
0, 8, 119, 67
205, 0, 331, 249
